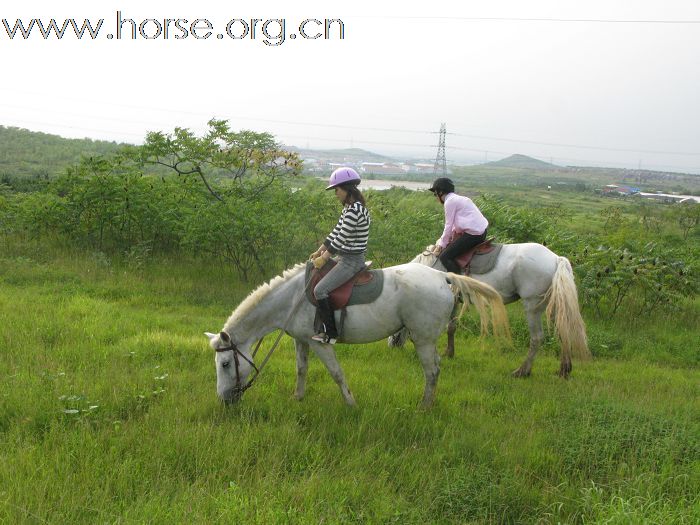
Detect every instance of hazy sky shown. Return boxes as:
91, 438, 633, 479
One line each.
3, 1, 700, 173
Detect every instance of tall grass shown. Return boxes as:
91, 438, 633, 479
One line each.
1, 243, 698, 523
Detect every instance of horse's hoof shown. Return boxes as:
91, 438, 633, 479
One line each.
512, 368, 531, 378
558, 362, 572, 378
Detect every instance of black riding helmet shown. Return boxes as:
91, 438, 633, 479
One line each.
428, 177, 455, 195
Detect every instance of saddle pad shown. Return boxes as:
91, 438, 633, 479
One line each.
305, 261, 384, 307
469, 243, 503, 275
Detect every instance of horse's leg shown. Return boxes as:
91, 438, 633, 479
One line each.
293, 339, 309, 400
444, 317, 457, 358
444, 298, 460, 358
414, 342, 441, 408
308, 341, 356, 406
512, 297, 545, 378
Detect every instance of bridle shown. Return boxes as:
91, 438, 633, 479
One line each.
214, 268, 314, 396
215, 339, 261, 395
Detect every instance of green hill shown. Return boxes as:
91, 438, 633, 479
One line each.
483, 154, 563, 171
286, 146, 394, 163
0, 125, 125, 179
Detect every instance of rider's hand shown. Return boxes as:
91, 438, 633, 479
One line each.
310, 245, 326, 260
432, 245, 443, 255
312, 256, 326, 269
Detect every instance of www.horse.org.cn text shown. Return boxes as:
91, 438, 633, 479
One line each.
2, 12, 346, 46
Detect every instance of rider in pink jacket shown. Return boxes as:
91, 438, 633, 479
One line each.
429, 178, 488, 273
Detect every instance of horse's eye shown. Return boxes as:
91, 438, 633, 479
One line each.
222, 361, 231, 369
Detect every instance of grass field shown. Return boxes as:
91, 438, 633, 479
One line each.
1, 241, 698, 524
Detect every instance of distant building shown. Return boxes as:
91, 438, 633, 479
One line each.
329, 162, 361, 171
637, 192, 700, 204
360, 162, 406, 176
602, 184, 641, 196
407, 163, 435, 174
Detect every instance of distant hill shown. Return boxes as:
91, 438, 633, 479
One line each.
484, 154, 563, 171
0, 126, 125, 178
0, 126, 396, 181
285, 146, 394, 164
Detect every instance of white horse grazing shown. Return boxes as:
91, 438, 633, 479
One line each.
391, 243, 590, 378
206, 262, 509, 408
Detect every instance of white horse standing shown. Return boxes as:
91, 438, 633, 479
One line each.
391, 243, 590, 377
206, 262, 509, 408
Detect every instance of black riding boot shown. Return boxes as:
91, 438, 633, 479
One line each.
311, 297, 338, 344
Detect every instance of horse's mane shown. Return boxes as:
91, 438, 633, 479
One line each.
412, 246, 438, 265
226, 263, 306, 326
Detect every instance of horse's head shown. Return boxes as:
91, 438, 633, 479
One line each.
205, 331, 256, 404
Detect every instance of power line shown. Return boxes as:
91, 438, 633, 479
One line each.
2, 88, 699, 158
449, 131, 700, 156
5, 94, 700, 172
274, 133, 434, 150
278, 134, 700, 172
6, 117, 699, 173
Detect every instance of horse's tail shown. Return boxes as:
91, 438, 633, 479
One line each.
446, 273, 511, 342
545, 257, 590, 362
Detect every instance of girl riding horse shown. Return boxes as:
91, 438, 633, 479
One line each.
309, 167, 371, 344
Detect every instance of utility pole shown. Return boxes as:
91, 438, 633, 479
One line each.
433, 123, 447, 176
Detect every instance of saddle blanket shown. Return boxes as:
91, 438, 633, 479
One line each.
304, 261, 385, 307
468, 243, 503, 275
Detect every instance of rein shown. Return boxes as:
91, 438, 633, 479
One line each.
424, 249, 441, 269
216, 270, 314, 395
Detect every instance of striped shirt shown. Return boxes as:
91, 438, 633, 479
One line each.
324, 201, 371, 255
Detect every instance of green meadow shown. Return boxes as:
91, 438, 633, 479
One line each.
1, 124, 698, 523
1, 239, 698, 524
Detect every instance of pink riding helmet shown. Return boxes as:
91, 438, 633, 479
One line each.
326, 167, 361, 190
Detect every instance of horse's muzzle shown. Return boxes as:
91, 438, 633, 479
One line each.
219, 388, 243, 405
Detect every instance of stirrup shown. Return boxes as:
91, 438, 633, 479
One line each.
311, 332, 336, 344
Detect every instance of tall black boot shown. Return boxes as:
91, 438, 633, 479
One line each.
311, 297, 338, 344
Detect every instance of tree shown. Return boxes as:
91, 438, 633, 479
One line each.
134, 119, 301, 201
676, 203, 700, 240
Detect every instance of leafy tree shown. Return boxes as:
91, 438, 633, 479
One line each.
134, 119, 301, 202
366, 188, 441, 266
476, 194, 552, 243
675, 203, 700, 240
575, 242, 698, 318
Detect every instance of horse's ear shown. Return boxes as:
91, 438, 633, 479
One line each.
219, 331, 231, 343
204, 332, 218, 342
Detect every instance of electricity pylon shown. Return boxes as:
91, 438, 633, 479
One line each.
433, 123, 447, 176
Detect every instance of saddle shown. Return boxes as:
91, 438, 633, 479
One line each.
454, 238, 500, 274
308, 260, 374, 310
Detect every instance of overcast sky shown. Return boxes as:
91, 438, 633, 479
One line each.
3, 0, 700, 173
